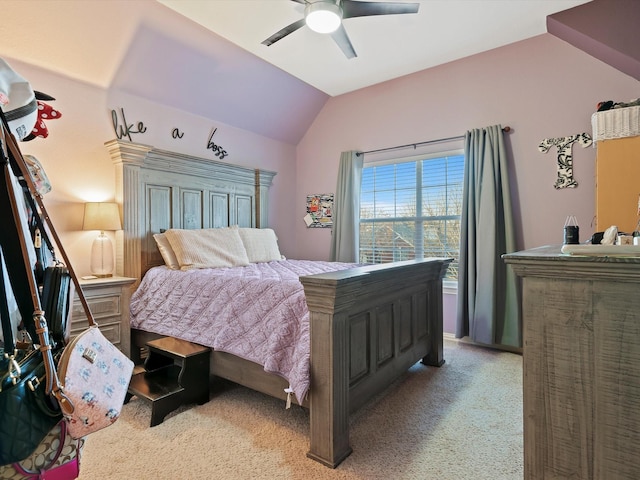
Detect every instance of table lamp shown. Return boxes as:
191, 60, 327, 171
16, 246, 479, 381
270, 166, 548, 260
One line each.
82, 202, 121, 277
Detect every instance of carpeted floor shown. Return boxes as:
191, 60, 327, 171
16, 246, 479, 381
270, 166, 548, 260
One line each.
78, 339, 523, 479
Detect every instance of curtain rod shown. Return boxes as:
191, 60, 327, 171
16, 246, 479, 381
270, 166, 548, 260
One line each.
357, 126, 511, 157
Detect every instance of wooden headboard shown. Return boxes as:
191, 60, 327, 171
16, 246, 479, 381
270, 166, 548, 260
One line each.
105, 140, 276, 282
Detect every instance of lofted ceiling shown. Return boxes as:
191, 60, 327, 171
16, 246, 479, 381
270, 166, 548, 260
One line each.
158, 0, 593, 96
0, 0, 595, 145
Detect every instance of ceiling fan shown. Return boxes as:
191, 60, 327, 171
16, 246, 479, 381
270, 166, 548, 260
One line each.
261, 0, 420, 59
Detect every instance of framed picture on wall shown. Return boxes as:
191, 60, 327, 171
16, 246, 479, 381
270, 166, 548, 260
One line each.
305, 193, 333, 228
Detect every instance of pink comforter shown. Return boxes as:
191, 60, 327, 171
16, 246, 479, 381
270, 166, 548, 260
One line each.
129, 259, 356, 404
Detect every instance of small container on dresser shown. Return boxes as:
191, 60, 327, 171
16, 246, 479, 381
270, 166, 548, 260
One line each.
71, 276, 136, 357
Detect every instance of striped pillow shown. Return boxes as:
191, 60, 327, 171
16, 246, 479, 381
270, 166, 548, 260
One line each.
164, 227, 249, 270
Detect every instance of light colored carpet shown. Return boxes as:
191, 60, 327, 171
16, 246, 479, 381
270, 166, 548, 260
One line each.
78, 339, 523, 479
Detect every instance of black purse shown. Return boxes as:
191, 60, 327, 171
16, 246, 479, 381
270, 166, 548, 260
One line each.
40, 264, 74, 348
0, 112, 72, 467
0, 351, 63, 466
0, 251, 62, 466
22, 181, 74, 349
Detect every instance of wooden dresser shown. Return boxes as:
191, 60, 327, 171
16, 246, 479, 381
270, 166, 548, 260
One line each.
504, 245, 640, 480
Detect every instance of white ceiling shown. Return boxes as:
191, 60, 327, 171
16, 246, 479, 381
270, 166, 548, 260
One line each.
158, 0, 592, 96
0, 0, 595, 145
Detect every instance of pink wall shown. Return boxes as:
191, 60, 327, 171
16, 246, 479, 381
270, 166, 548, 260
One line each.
295, 34, 639, 333
6, 59, 298, 278
295, 34, 639, 259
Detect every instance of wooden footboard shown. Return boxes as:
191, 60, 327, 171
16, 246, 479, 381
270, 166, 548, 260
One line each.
300, 258, 451, 467
129, 257, 449, 468
110, 141, 450, 467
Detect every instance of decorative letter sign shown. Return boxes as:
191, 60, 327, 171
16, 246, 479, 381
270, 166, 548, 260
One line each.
538, 133, 592, 189
111, 108, 147, 141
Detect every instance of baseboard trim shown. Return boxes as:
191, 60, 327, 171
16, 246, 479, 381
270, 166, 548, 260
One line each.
444, 333, 522, 354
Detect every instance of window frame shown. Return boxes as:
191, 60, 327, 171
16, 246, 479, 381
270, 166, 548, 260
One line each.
359, 148, 464, 287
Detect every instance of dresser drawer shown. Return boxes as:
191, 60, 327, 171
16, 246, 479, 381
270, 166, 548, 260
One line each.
73, 276, 136, 355
72, 293, 121, 324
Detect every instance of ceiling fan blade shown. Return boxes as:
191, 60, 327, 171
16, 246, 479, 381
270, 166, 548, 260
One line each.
342, 0, 419, 19
290, 0, 306, 4
330, 24, 357, 59
261, 18, 307, 46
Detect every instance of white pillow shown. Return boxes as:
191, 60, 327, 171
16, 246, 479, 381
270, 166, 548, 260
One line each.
238, 228, 283, 263
164, 227, 250, 269
153, 233, 179, 269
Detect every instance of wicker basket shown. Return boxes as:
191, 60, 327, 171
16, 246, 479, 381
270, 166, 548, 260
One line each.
592, 105, 640, 142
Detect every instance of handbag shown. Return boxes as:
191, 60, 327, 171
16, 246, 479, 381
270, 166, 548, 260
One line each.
0, 107, 133, 441
0, 111, 72, 466
0, 419, 82, 480
0, 250, 63, 466
21, 177, 74, 349
0, 171, 70, 467
58, 325, 133, 439
0, 349, 63, 466
40, 264, 74, 348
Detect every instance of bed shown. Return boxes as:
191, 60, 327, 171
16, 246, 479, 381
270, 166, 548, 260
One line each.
105, 139, 452, 468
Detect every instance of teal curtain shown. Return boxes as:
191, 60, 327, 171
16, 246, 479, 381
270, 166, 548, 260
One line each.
330, 151, 363, 262
456, 125, 520, 348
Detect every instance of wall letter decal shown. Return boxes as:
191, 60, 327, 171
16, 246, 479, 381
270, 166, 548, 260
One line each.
538, 133, 592, 189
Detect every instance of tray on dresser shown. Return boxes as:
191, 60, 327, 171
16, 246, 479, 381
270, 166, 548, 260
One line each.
561, 244, 640, 256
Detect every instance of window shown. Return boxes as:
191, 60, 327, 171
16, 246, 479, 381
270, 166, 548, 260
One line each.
359, 150, 464, 279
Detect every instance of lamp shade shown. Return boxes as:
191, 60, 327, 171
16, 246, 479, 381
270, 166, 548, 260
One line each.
82, 202, 121, 232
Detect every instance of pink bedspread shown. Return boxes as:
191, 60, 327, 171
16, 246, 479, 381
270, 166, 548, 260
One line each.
129, 259, 356, 404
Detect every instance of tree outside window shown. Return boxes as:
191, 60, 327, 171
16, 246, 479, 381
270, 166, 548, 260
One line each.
359, 151, 463, 279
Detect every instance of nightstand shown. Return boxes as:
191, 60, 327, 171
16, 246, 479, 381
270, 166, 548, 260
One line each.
71, 276, 136, 356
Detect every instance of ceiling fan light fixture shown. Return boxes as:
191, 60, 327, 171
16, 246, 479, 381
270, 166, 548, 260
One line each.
305, 2, 342, 34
